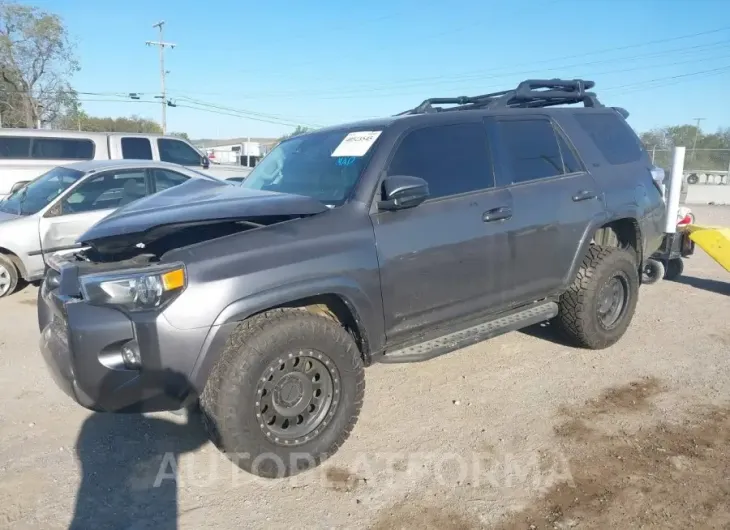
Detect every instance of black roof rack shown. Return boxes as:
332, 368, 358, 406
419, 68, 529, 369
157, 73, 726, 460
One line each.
397, 78, 606, 116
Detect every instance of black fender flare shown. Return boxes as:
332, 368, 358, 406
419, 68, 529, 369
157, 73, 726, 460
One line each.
187, 276, 384, 391
563, 212, 643, 290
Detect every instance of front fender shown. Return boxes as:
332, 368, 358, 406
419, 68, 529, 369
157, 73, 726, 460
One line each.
187, 276, 384, 391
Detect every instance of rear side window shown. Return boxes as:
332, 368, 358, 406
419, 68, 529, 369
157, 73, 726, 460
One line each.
0, 137, 31, 158
31, 138, 94, 160
574, 112, 643, 165
152, 168, 189, 192
387, 123, 493, 199
0, 136, 94, 160
495, 119, 573, 184
121, 137, 153, 160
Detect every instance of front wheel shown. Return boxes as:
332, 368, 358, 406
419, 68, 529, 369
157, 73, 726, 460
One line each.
200, 308, 365, 478
0, 255, 18, 298
554, 246, 639, 349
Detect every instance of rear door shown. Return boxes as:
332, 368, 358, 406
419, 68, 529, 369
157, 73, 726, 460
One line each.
486, 115, 605, 304
372, 121, 513, 344
38, 168, 151, 255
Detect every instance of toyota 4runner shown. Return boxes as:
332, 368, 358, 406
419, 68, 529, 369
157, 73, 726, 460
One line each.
38, 79, 665, 478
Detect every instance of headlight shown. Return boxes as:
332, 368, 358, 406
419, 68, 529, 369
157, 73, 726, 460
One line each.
80, 264, 186, 311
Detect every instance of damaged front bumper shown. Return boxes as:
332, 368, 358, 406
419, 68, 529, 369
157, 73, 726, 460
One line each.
37, 257, 212, 413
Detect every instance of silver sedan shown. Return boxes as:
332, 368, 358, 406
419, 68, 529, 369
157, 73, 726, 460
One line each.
0, 159, 226, 297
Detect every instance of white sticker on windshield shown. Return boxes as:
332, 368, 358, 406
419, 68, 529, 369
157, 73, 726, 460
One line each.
331, 131, 382, 157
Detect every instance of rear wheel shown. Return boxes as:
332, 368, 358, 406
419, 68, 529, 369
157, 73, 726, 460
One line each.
0, 255, 18, 298
664, 258, 684, 281
554, 246, 639, 349
200, 308, 365, 478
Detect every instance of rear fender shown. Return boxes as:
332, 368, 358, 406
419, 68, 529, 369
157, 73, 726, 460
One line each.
563, 212, 643, 289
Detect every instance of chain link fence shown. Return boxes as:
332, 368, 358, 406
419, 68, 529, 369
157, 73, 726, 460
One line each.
649, 148, 730, 185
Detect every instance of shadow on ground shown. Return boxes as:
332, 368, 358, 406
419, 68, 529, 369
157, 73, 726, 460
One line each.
672, 274, 730, 295
70, 409, 208, 530
518, 321, 571, 347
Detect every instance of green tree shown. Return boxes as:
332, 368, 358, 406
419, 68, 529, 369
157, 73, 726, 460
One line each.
0, 1, 79, 127
169, 131, 190, 140
641, 124, 730, 172
54, 109, 162, 133
278, 125, 313, 142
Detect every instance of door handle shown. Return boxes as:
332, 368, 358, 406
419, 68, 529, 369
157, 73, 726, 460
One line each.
482, 206, 512, 222
572, 190, 598, 202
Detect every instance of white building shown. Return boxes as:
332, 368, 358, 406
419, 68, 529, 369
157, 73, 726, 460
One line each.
195, 137, 277, 168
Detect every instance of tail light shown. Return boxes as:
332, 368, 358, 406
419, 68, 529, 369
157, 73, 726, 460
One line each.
677, 214, 694, 227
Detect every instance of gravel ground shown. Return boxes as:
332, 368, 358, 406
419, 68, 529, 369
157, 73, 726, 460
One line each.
1, 205, 729, 530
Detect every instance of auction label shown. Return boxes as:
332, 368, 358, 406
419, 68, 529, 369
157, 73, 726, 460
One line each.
331, 131, 382, 157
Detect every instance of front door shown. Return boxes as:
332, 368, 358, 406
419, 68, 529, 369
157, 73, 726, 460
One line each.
487, 115, 605, 304
39, 168, 150, 257
372, 121, 513, 345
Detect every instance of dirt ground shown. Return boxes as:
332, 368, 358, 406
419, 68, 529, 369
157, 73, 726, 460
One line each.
1, 205, 730, 530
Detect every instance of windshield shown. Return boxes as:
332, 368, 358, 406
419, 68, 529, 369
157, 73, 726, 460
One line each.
240, 128, 382, 205
0, 166, 85, 216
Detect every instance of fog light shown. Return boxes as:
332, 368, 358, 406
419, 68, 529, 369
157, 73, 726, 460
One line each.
121, 340, 141, 368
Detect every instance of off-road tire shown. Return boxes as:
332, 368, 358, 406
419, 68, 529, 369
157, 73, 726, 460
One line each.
554, 246, 639, 349
664, 258, 684, 281
0, 254, 19, 298
200, 308, 365, 478
641, 259, 664, 285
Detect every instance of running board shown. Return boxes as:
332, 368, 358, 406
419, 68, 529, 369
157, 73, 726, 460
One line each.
380, 301, 558, 363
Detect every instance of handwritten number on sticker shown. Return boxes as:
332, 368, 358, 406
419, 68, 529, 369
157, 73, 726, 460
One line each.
336, 157, 356, 167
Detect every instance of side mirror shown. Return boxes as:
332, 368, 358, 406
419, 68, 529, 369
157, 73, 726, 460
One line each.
10, 181, 29, 194
201, 156, 210, 169
378, 175, 429, 211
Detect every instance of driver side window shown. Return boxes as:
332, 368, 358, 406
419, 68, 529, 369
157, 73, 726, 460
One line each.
61, 169, 148, 214
157, 138, 202, 166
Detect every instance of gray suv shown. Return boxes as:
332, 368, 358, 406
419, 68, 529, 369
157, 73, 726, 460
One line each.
38, 79, 665, 478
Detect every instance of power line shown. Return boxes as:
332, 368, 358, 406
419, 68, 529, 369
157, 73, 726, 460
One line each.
162, 34, 730, 101
602, 65, 730, 92
219, 24, 730, 94
76, 96, 321, 128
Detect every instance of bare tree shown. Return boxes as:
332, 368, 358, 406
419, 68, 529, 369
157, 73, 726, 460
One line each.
0, 1, 79, 128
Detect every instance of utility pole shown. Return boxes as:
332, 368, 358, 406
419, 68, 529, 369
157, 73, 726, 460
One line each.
146, 21, 175, 134
691, 117, 705, 161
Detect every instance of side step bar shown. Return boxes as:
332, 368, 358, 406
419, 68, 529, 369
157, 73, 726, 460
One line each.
379, 301, 558, 363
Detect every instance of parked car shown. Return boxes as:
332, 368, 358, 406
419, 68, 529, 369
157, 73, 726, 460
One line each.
0, 129, 250, 198
38, 79, 665, 479
0, 159, 224, 297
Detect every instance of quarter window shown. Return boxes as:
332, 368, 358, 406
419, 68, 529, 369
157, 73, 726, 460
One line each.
574, 112, 643, 165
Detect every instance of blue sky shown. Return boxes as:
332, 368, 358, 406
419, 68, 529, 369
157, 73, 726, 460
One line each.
32, 0, 730, 139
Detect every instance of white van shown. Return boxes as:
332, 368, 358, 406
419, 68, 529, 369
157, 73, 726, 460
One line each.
0, 129, 251, 198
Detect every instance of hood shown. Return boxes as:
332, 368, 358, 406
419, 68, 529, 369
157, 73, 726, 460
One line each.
78, 178, 328, 246
204, 164, 252, 178
0, 211, 22, 224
